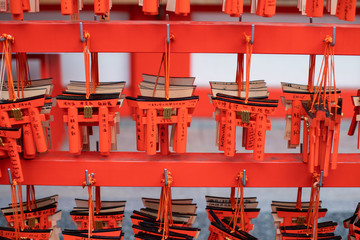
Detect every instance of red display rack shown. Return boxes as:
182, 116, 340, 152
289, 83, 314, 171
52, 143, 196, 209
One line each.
0, 21, 360, 188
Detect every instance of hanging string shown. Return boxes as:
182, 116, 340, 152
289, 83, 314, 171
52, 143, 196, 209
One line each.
152, 53, 165, 97
229, 172, 247, 232
236, 53, 244, 97
10, 180, 25, 240
157, 171, 173, 240
82, 174, 96, 238
230, 187, 235, 210
152, 33, 174, 100
308, 55, 316, 93
26, 185, 37, 211
306, 173, 321, 239
244, 34, 253, 104
296, 187, 302, 210
95, 186, 101, 214
90, 52, 99, 94
0, 41, 6, 99
164, 34, 174, 100
2, 34, 16, 101
16, 53, 30, 99
310, 36, 337, 113
83, 32, 91, 99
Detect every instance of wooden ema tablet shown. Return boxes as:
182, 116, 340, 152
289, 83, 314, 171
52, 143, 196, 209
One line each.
281, 232, 340, 240
212, 96, 277, 160
132, 224, 194, 239
303, 100, 342, 177
0, 127, 22, 182
282, 91, 310, 148
276, 208, 327, 226
139, 208, 196, 226
134, 232, 187, 240
212, 94, 277, 157
2, 204, 57, 229
63, 228, 122, 238
208, 223, 257, 240
56, 95, 120, 156
133, 221, 200, 238
0, 227, 52, 240
256, 0, 276, 17
74, 199, 126, 208
94, 0, 109, 15
9, 0, 23, 19
70, 211, 124, 230
126, 97, 198, 155
281, 83, 341, 150
61, 0, 78, 15
63, 231, 124, 240
8, 195, 58, 209
348, 93, 360, 149
0, 95, 48, 160
280, 221, 337, 234
130, 212, 188, 228
343, 203, 360, 238
206, 207, 260, 232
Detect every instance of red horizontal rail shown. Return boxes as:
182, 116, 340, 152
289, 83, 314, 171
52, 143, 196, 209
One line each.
0, 152, 360, 187
1, 21, 360, 54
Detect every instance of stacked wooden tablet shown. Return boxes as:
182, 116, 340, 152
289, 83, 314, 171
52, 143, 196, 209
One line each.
139, 74, 196, 98
207, 208, 258, 240
126, 74, 199, 155
344, 203, 360, 240
209, 80, 269, 99
281, 82, 340, 148
205, 195, 260, 234
0, 195, 61, 240
0, 78, 55, 158
271, 200, 339, 240
131, 197, 201, 239
209, 81, 278, 160
62, 198, 126, 240
281, 82, 342, 176
57, 81, 126, 155
64, 81, 126, 96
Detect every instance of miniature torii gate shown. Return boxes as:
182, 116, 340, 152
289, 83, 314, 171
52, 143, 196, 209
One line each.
212, 95, 278, 161
127, 96, 198, 155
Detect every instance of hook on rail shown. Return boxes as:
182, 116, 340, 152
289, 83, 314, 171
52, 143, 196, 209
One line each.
85, 169, 95, 186
250, 24, 255, 45
331, 26, 336, 47
164, 168, 168, 186
7, 168, 12, 185
166, 14, 170, 44
319, 170, 324, 187
80, 22, 86, 43
241, 169, 246, 187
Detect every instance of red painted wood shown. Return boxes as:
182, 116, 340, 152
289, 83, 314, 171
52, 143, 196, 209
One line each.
0, 151, 359, 187
1, 21, 360, 55
183, 87, 356, 118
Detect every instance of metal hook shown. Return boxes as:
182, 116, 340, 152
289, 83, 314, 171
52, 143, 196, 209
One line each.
164, 169, 168, 186
7, 168, 12, 185
166, 14, 170, 45
319, 170, 324, 187
250, 24, 255, 45
85, 169, 90, 186
241, 169, 246, 187
85, 170, 95, 186
80, 22, 86, 43
331, 26, 336, 47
